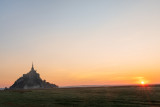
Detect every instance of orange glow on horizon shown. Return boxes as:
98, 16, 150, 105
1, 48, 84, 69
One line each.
0, 62, 159, 88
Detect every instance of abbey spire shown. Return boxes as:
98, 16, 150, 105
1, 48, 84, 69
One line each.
30, 62, 36, 73
31, 62, 34, 70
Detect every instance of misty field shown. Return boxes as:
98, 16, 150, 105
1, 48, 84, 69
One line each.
0, 86, 160, 107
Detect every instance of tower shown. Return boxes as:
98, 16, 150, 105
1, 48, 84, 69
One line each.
30, 62, 36, 73
31, 62, 34, 70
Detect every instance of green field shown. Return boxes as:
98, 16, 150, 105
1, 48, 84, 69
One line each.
0, 86, 160, 107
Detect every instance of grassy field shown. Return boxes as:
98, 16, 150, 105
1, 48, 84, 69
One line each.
0, 86, 160, 107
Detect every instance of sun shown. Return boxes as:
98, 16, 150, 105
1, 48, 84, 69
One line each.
141, 81, 145, 85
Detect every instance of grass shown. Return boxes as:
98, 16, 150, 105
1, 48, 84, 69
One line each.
0, 86, 160, 107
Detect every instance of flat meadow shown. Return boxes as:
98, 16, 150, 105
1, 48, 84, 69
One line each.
0, 86, 160, 107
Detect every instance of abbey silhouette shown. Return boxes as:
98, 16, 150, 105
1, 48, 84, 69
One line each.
10, 63, 58, 89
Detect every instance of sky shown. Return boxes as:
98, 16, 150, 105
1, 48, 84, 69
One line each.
0, 0, 160, 87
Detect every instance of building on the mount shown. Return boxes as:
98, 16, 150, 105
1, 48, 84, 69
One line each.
10, 63, 58, 89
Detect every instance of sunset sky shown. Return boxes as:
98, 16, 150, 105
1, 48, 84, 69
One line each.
1, 0, 160, 87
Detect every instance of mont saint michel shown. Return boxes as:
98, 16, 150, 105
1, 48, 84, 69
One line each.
9, 64, 58, 89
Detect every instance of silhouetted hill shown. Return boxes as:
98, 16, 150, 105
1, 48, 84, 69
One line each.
10, 64, 58, 89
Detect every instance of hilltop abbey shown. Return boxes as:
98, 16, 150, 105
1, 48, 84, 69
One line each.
10, 63, 58, 89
